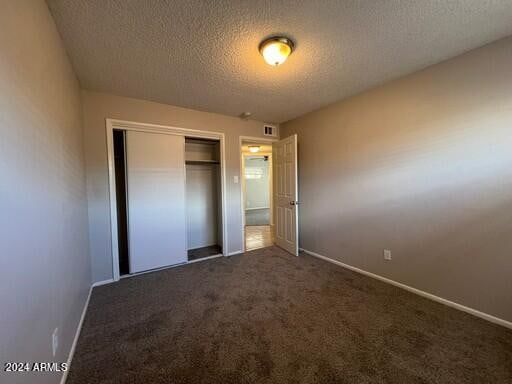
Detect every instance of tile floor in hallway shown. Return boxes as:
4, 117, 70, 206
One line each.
245, 225, 273, 251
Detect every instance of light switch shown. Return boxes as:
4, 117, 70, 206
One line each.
233, 175, 239, 183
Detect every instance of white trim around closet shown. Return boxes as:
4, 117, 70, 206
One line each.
106, 118, 228, 282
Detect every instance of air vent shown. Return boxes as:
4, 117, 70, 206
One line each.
263, 124, 277, 137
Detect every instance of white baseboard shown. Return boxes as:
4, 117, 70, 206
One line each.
60, 285, 93, 384
227, 250, 243, 256
300, 248, 512, 330
92, 278, 114, 287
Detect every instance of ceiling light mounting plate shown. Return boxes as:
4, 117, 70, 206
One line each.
259, 36, 295, 53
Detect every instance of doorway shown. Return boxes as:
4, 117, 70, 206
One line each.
241, 140, 274, 251
240, 134, 299, 256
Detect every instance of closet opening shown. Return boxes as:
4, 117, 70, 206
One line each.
112, 128, 225, 279
185, 138, 223, 261
113, 129, 129, 275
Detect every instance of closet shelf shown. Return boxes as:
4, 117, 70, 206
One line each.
185, 159, 220, 165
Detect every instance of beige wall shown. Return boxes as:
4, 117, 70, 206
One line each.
281, 37, 512, 322
82, 91, 276, 282
0, 1, 90, 383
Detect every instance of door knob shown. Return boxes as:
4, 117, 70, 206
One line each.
290, 201, 299, 206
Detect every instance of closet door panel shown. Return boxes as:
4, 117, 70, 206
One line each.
126, 131, 187, 273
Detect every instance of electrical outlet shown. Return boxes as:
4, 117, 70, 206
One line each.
52, 328, 58, 357
383, 249, 392, 261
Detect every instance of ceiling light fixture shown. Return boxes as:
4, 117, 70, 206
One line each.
239, 111, 252, 120
249, 145, 260, 153
259, 36, 295, 66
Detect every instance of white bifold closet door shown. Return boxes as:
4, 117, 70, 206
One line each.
125, 131, 187, 273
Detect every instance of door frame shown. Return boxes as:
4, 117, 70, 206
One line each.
239, 136, 278, 251
106, 118, 228, 281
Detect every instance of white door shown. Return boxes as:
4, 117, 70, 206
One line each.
273, 134, 299, 256
125, 131, 187, 273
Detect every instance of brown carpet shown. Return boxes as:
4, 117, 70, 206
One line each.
68, 246, 512, 383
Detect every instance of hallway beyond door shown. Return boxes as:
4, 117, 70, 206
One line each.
245, 225, 273, 251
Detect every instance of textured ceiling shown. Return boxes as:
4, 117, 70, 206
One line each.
46, 0, 512, 123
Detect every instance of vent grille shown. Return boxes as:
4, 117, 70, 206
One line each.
263, 124, 277, 137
